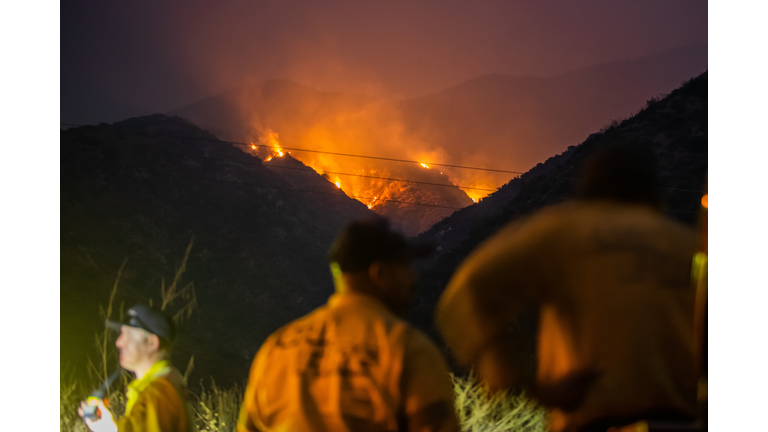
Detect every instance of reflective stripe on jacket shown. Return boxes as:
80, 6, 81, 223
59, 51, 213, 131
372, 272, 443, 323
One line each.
119, 360, 196, 432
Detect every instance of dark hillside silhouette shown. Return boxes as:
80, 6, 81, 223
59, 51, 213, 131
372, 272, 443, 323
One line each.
409, 72, 708, 351
61, 115, 374, 388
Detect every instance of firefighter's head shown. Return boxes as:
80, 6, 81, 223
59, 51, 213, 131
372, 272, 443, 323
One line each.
328, 219, 433, 315
107, 304, 175, 373
576, 145, 663, 210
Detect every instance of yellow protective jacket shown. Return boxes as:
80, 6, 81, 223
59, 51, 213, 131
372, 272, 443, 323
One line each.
118, 360, 196, 432
437, 202, 699, 432
237, 292, 459, 432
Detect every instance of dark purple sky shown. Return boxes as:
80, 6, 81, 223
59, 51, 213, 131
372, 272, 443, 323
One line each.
61, 0, 707, 125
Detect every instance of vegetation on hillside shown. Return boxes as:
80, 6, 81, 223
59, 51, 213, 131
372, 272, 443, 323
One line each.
61, 248, 546, 432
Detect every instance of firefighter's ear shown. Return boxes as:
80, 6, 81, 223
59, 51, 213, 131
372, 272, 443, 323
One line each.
146, 333, 161, 353
368, 261, 384, 285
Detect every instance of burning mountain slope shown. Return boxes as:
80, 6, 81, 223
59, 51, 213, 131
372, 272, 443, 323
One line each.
61, 114, 374, 388
262, 155, 472, 235
170, 44, 705, 236
407, 72, 708, 349
171, 80, 473, 235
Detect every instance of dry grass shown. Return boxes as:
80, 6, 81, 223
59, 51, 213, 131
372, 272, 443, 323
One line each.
451, 372, 548, 432
62, 238, 546, 432
193, 380, 243, 432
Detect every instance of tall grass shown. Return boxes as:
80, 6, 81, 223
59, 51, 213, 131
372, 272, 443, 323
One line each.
452, 372, 548, 432
194, 380, 243, 432
61, 239, 203, 431
61, 238, 547, 432
61, 373, 242, 432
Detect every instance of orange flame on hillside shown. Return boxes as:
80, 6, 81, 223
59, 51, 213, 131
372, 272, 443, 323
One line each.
251, 125, 505, 214
258, 129, 285, 160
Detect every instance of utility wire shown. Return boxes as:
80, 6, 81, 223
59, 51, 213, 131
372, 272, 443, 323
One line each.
120, 167, 467, 210
64, 146, 702, 214
60, 123, 526, 174
60, 123, 706, 194
69, 160, 701, 215
68, 141, 496, 192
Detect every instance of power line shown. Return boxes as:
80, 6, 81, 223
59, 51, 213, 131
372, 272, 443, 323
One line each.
60, 122, 706, 194
64, 148, 702, 214
68, 141, 496, 192
108, 166, 467, 210
60, 123, 526, 174
272, 165, 497, 192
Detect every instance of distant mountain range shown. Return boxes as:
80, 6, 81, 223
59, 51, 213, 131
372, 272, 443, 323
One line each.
170, 43, 706, 235
399, 43, 707, 172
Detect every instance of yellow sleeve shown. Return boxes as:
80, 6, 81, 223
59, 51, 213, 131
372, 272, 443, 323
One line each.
400, 329, 460, 432
236, 334, 277, 432
118, 380, 187, 432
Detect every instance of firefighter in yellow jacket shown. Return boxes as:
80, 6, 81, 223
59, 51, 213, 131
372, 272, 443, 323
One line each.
79, 305, 196, 432
237, 220, 460, 432
437, 146, 700, 432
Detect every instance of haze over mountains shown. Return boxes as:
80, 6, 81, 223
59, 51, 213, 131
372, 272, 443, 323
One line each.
171, 44, 706, 234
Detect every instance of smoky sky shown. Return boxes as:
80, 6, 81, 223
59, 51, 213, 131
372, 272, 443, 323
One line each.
61, 0, 707, 125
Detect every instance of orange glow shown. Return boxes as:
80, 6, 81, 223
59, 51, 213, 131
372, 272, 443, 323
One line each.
260, 129, 285, 158
251, 125, 501, 212
251, 143, 257, 150
701, 194, 708, 209
265, 156, 273, 162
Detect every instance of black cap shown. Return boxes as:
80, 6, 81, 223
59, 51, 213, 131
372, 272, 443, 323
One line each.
106, 304, 176, 343
327, 219, 434, 272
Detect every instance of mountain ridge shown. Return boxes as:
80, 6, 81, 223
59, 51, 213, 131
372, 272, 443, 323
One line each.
407, 72, 708, 353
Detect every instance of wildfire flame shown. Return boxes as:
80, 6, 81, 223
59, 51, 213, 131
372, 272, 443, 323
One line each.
254, 129, 501, 211
260, 129, 285, 159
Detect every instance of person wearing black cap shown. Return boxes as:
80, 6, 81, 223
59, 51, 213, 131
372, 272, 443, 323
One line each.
79, 304, 196, 432
436, 146, 700, 432
237, 219, 460, 432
